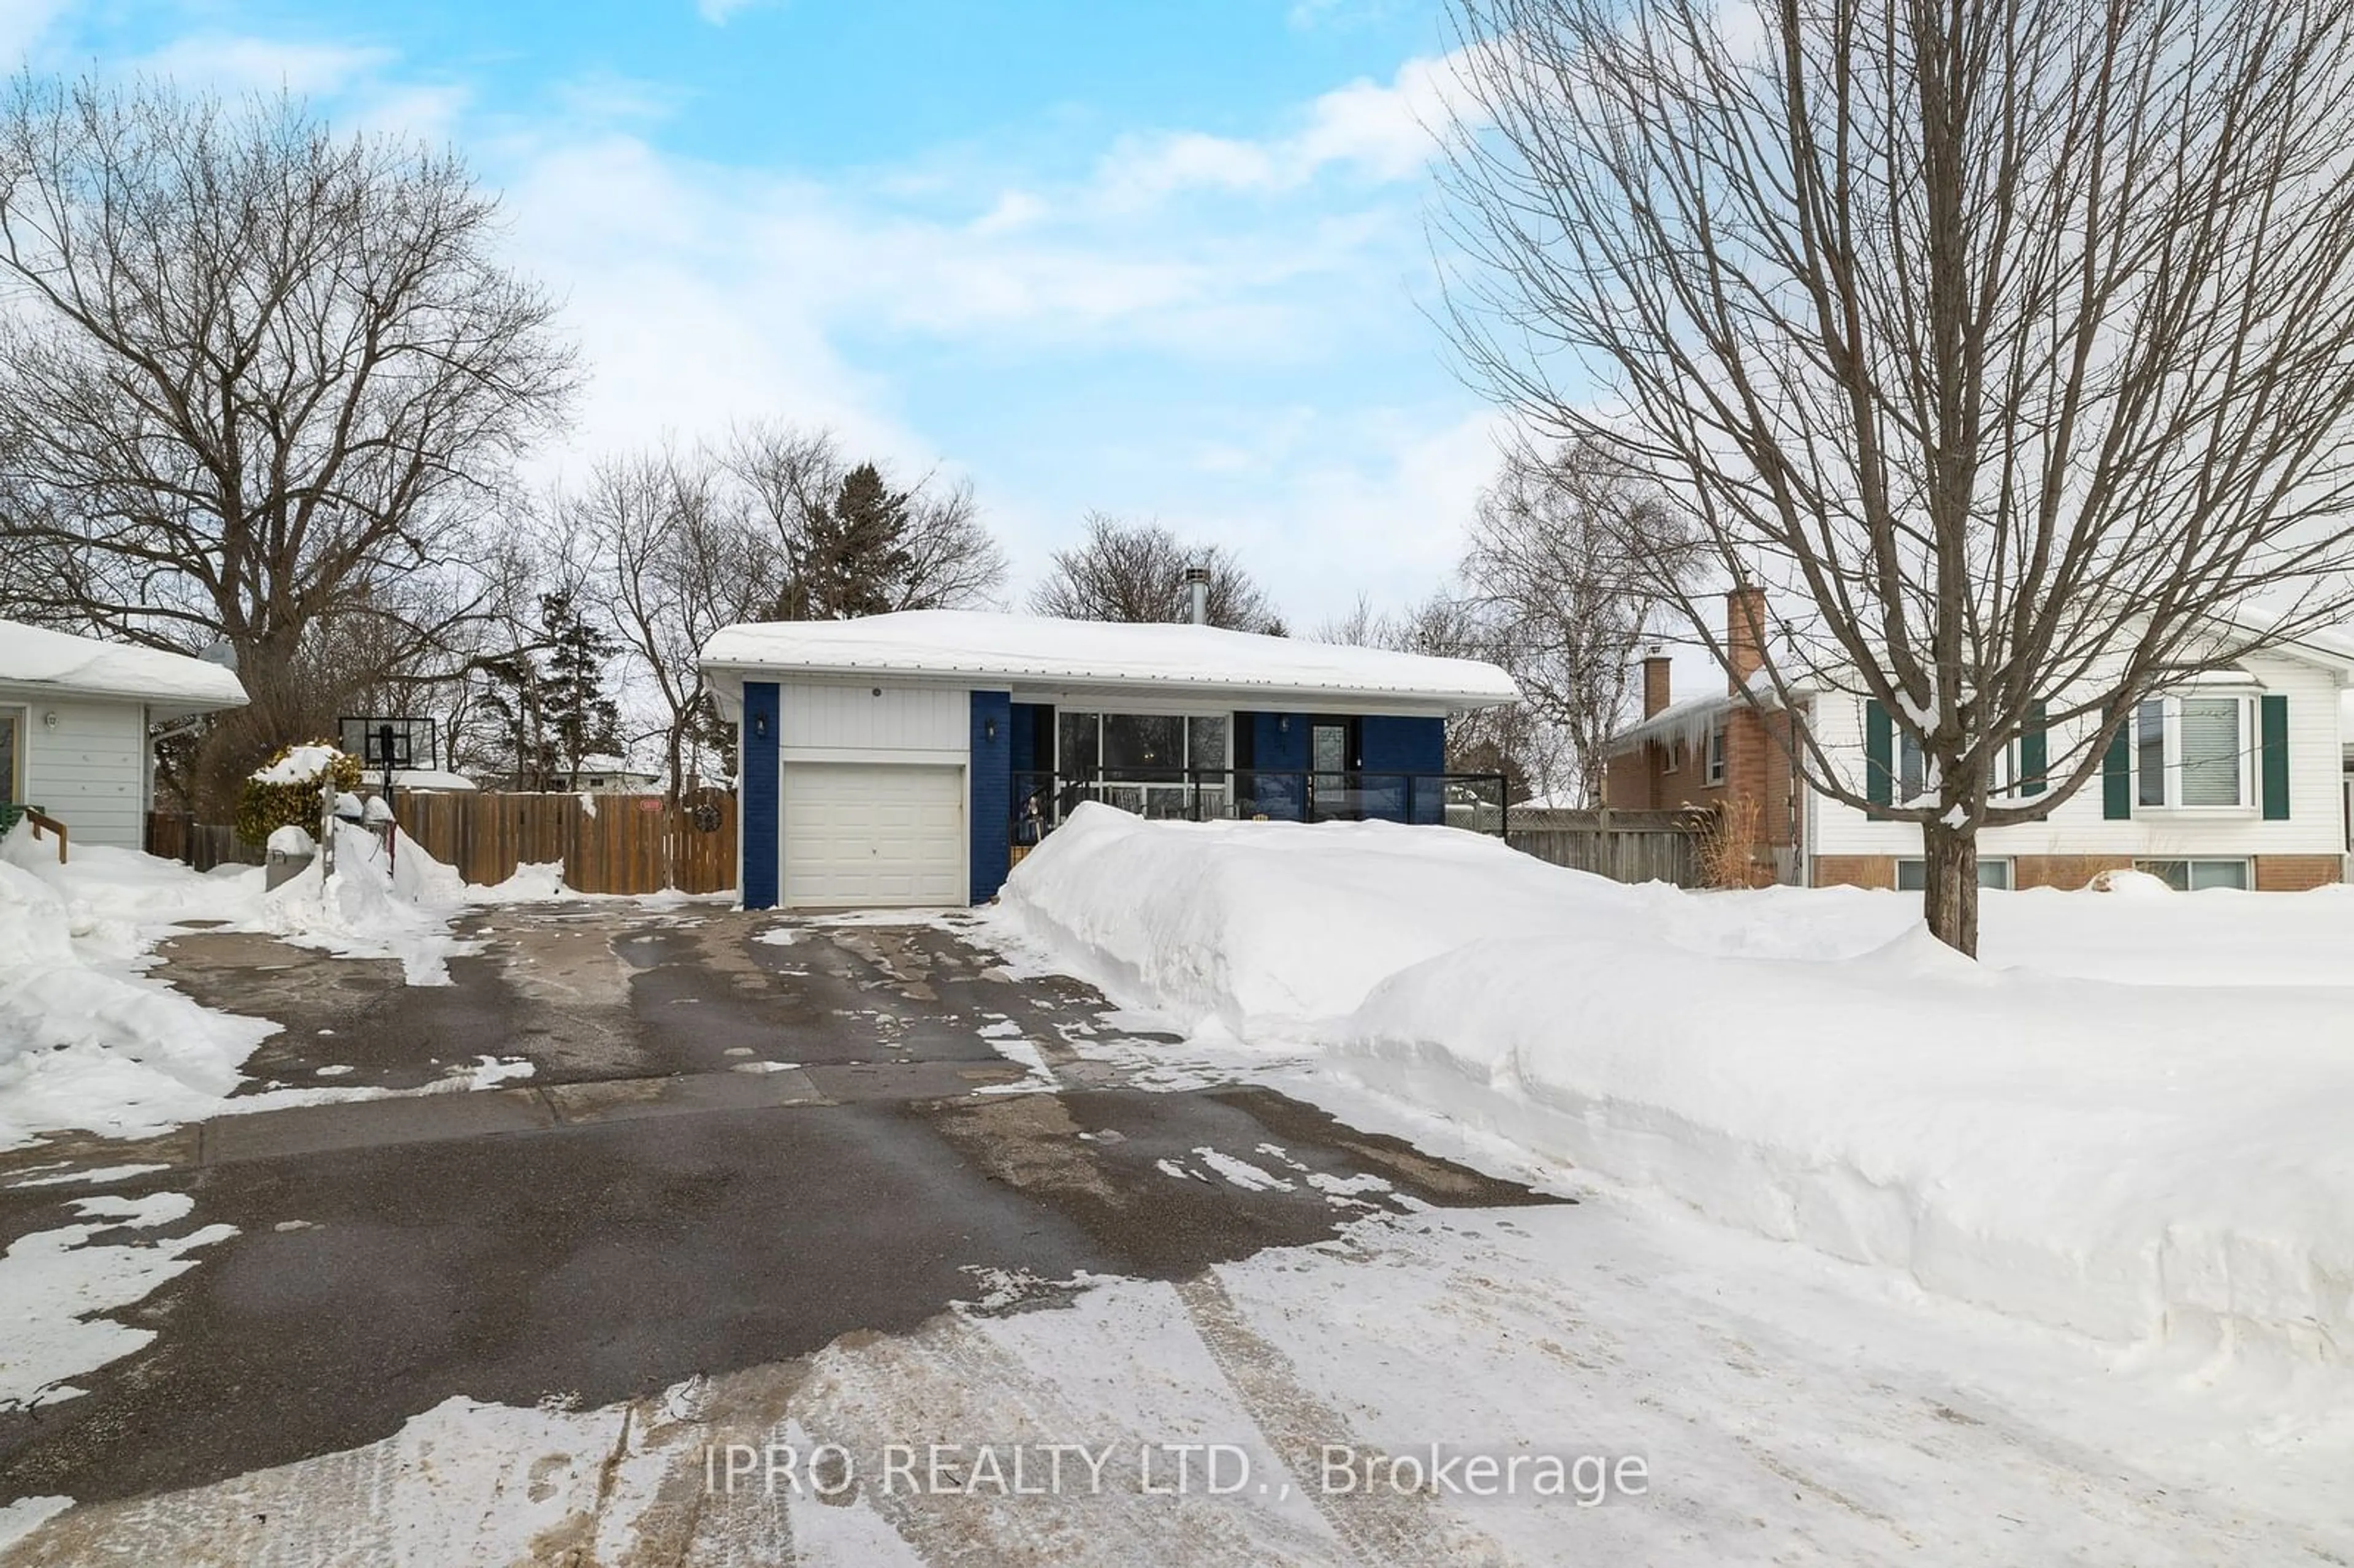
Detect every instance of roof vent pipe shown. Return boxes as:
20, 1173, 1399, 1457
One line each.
1184, 565, 1210, 626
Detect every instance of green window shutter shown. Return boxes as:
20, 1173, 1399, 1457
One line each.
2020, 700, 2047, 797
2261, 693, 2290, 820
2101, 723, 2131, 819
1864, 698, 1892, 816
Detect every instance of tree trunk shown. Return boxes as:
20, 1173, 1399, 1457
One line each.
1919, 817, 1979, 957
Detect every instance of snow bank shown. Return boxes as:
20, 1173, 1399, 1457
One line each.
993, 805, 2354, 1364
246, 824, 473, 984
0, 820, 486, 1145
0, 835, 276, 1148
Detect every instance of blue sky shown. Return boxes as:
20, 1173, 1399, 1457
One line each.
4, 0, 1508, 623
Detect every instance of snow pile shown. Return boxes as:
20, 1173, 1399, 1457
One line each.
0, 835, 277, 1148
249, 824, 473, 984
993, 805, 2354, 1363
0, 818, 490, 1144
470, 861, 573, 903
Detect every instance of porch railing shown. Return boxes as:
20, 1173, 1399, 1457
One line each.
1011, 768, 1510, 844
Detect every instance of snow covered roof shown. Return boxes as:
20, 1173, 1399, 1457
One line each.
389, 769, 477, 792
699, 610, 1521, 712
0, 618, 247, 714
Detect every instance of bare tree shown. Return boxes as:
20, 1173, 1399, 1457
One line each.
1465, 440, 1691, 804
1030, 512, 1285, 633
569, 447, 771, 796
1439, 0, 2354, 953
0, 77, 576, 814
1312, 589, 1570, 798
723, 422, 1005, 621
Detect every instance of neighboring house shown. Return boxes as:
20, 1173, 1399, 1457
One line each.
699, 609, 1520, 909
387, 769, 478, 793
0, 619, 249, 851
1606, 590, 2353, 891
561, 756, 660, 794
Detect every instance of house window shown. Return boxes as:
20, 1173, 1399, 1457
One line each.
1895, 733, 2018, 804
0, 707, 19, 807
1054, 710, 1235, 820
2132, 695, 2250, 809
2136, 858, 2250, 891
1704, 722, 1726, 785
1895, 858, 2013, 891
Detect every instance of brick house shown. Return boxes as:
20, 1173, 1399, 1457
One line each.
1604, 590, 2353, 892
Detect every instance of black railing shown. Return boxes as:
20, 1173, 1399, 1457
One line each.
1011, 768, 1510, 844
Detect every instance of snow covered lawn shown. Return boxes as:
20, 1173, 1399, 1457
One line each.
989, 805, 2354, 1366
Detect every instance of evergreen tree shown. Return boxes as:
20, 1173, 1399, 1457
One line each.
478, 592, 623, 790
793, 463, 915, 619
537, 590, 624, 780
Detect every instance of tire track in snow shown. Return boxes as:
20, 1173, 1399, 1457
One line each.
1174, 1271, 1514, 1568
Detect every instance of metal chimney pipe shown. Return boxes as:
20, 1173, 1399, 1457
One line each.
1184, 565, 1210, 626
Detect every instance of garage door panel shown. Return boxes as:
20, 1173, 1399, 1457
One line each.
782, 762, 964, 907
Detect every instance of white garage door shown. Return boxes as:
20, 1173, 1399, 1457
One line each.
782, 762, 965, 907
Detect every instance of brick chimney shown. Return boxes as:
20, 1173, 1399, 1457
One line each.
1641, 645, 1671, 718
1726, 583, 1767, 693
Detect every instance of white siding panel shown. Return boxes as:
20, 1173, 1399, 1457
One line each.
781, 761, 964, 906
1809, 651, 2345, 862
779, 681, 968, 759
19, 698, 147, 850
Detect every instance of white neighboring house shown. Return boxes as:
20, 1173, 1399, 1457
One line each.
1804, 635, 2354, 892
1606, 590, 2354, 891
0, 619, 249, 851
562, 755, 660, 794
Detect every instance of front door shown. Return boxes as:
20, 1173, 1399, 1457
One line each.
1310, 721, 1350, 820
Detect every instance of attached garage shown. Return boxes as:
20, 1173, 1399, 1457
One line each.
781, 761, 964, 907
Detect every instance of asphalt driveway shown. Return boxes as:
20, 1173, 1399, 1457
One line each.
0, 903, 1553, 1512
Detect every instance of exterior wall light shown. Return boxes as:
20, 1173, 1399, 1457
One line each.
43, 710, 59, 730
752, 712, 768, 739
985, 716, 999, 742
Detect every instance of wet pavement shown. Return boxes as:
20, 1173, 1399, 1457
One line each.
0, 904, 1555, 1512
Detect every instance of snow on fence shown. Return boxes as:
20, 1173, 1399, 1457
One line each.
1509, 807, 1709, 888
150, 789, 739, 896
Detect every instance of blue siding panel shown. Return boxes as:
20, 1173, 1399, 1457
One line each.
1361, 715, 1446, 823
741, 682, 780, 909
1243, 710, 1307, 820
970, 690, 1013, 904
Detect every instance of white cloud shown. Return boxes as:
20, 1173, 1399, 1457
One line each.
132, 36, 396, 96
1096, 49, 1469, 203
695, 0, 774, 25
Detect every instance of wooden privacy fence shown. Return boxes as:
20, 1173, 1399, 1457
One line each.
145, 813, 267, 872
149, 791, 737, 896
1509, 807, 1710, 888
393, 790, 737, 896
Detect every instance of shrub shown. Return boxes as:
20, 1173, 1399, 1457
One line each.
235, 741, 362, 847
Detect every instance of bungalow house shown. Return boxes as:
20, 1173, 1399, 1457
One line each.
699, 609, 1520, 909
1605, 590, 2353, 891
0, 618, 249, 851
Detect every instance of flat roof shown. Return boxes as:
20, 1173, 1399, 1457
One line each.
0, 618, 248, 714
700, 610, 1520, 710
